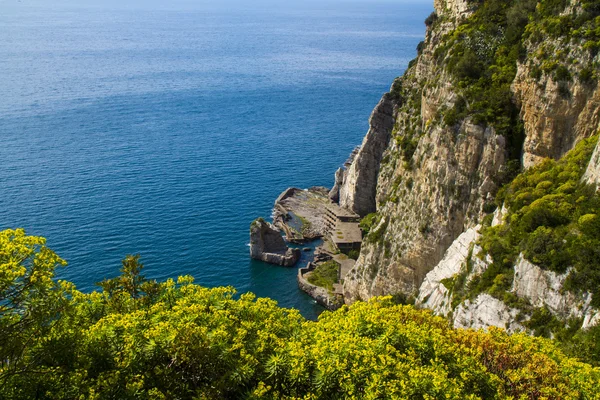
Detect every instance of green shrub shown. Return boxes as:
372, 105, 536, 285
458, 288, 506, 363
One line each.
307, 260, 340, 291
424, 11, 438, 27
2, 230, 600, 398
479, 135, 600, 305
359, 213, 379, 236
348, 249, 360, 260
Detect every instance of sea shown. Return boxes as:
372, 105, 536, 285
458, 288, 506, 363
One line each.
0, 0, 431, 319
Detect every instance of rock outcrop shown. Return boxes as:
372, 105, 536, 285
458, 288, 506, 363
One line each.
512, 255, 599, 329
453, 294, 525, 333
512, 33, 600, 167
249, 218, 300, 267
338, 95, 396, 217
416, 227, 483, 317
434, 0, 473, 20
416, 226, 600, 332
328, 168, 344, 203
583, 138, 600, 188
341, 0, 513, 302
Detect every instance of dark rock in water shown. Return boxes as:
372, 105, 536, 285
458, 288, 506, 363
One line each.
303, 247, 311, 252
249, 218, 301, 267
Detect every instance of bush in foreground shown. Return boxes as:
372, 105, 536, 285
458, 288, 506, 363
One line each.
1, 228, 599, 399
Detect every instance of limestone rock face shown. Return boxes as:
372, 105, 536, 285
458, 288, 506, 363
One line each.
343, 120, 506, 302
340, 0, 510, 302
416, 226, 600, 331
416, 227, 481, 317
512, 0, 600, 168
583, 138, 600, 189
513, 66, 600, 168
249, 219, 300, 267
339, 95, 396, 217
341, 0, 600, 309
512, 255, 599, 329
434, 0, 474, 20
453, 294, 525, 333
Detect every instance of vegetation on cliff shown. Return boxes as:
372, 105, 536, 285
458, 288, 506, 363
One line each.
473, 136, 600, 303
1, 228, 599, 399
434, 135, 600, 365
435, 0, 599, 166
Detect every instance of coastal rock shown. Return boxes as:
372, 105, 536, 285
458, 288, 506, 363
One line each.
344, 120, 506, 303
342, 0, 600, 311
339, 94, 396, 217
249, 218, 300, 267
340, 0, 510, 303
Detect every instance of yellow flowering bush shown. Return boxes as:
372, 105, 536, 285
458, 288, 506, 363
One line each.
1, 229, 599, 399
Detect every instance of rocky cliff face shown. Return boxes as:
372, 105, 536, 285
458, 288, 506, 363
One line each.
415, 214, 599, 333
338, 96, 396, 217
343, 0, 507, 302
341, 0, 600, 310
512, 1, 600, 168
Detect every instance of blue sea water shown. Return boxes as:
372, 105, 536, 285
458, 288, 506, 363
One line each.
0, 0, 431, 319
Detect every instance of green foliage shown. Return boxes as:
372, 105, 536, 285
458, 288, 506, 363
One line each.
307, 260, 340, 292
437, 0, 599, 163
437, 0, 534, 162
359, 213, 379, 237
525, 307, 564, 338
297, 215, 313, 237
1, 235, 599, 399
347, 249, 360, 261
478, 136, 600, 308
567, 324, 600, 366
424, 11, 438, 27
524, 0, 600, 85
251, 217, 266, 229
0, 229, 70, 393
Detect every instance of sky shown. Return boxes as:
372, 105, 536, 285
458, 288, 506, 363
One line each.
0, 0, 434, 11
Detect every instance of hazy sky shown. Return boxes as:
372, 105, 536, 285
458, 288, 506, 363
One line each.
1, 0, 434, 10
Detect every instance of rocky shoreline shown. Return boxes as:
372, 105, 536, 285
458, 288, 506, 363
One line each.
250, 186, 362, 310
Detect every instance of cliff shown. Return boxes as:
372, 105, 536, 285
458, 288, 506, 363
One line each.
334, 0, 600, 338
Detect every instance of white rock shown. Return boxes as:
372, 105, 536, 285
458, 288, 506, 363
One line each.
583, 138, 600, 189
491, 204, 508, 227
453, 293, 525, 333
512, 254, 598, 327
417, 227, 481, 316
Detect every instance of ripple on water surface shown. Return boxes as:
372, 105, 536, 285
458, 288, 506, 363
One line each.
0, 0, 431, 319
